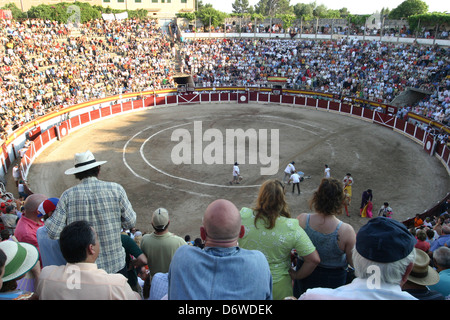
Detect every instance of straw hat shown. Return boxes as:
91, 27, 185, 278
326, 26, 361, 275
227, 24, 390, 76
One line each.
0, 241, 39, 282
407, 248, 440, 286
64, 150, 107, 175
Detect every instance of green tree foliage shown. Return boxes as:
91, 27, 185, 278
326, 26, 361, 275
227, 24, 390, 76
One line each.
349, 14, 371, 25
388, 0, 428, 19
4, 2, 147, 23
292, 2, 314, 20
276, 13, 296, 29
291, 1, 352, 20
232, 0, 252, 14
26, 2, 102, 23
176, 12, 197, 21
407, 12, 450, 32
197, 6, 227, 28
255, 0, 293, 16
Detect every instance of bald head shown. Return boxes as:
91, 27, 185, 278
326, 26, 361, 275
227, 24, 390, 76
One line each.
201, 199, 244, 247
24, 194, 47, 221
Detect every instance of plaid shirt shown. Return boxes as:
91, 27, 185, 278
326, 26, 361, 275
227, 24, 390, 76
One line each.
46, 177, 136, 273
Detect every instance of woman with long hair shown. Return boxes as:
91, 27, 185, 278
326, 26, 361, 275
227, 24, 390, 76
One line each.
239, 179, 320, 300
294, 178, 356, 296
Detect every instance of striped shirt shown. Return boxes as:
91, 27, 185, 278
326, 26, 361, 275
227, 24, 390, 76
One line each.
45, 177, 136, 273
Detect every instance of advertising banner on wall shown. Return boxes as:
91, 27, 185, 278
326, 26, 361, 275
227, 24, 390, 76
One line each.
0, 10, 12, 20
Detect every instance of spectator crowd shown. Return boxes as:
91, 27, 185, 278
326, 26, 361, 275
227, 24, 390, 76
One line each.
0, 18, 175, 143
0, 149, 449, 301
0, 17, 449, 145
0, 17, 449, 302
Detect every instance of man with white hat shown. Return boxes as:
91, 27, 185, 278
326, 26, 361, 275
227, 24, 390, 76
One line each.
45, 150, 136, 275
140, 208, 186, 277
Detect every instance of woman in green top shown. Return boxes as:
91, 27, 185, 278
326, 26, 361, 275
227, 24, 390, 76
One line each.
239, 179, 320, 300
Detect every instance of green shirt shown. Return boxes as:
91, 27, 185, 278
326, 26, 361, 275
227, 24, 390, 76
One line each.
239, 207, 316, 284
140, 232, 186, 276
121, 234, 143, 287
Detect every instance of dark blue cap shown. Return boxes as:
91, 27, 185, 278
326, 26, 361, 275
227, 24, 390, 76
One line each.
356, 217, 416, 263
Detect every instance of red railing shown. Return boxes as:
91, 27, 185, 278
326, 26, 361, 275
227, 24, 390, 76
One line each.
2, 88, 448, 227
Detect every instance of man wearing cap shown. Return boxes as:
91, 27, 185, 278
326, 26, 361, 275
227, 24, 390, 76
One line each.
36, 198, 66, 267
140, 208, 186, 277
299, 217, 417, 300
45, 150, 136, 275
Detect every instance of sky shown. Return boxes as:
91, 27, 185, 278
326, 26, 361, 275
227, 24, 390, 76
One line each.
202, 0, 450, 15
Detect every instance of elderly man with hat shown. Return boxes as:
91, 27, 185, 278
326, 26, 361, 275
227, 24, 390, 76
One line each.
140, 208, 186, 277
299, 217, 418, 300
401, 248, 444, 300
45, 151, 136, 275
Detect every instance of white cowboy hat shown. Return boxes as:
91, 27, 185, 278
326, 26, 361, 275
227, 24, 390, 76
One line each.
64, 150, 107, 175
0, 241, 39, 282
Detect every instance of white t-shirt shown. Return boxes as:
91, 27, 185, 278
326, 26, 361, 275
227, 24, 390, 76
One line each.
284, 163, 295, 174
324, 167, 330, 178
233, 165, 240, 176
290, 173, 301, 183
12, 166, 20, 179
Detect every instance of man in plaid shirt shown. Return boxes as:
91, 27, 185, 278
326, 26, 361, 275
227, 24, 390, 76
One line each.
46, 151, 136, 274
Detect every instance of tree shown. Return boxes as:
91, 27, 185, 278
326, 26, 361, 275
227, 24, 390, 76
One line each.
408, 12, 450, 33
255, 0, 292, 16
389, 0, 428, 19
293, 2, 314, 20
276, 13, 296, 30
313, 4, 328, 18
339, 7, 350, 17
197, 6, 227, 28
232, 0, 251, 14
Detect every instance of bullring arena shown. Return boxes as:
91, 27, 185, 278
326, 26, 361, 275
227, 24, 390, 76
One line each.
19, 95, 450, 238
1, 18, 449, 242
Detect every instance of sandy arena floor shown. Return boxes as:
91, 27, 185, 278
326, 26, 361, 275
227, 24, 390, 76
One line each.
26, 102, 450, 238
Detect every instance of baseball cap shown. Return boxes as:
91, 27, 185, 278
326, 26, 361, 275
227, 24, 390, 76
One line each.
152, 208, 169, 229
356, 217, 416, 263
37, 198, 59, 218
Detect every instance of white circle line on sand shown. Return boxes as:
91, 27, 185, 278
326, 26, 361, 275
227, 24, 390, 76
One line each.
123, 114, 335, 189
139, 122, 262, 188
122, 122, 216, 197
